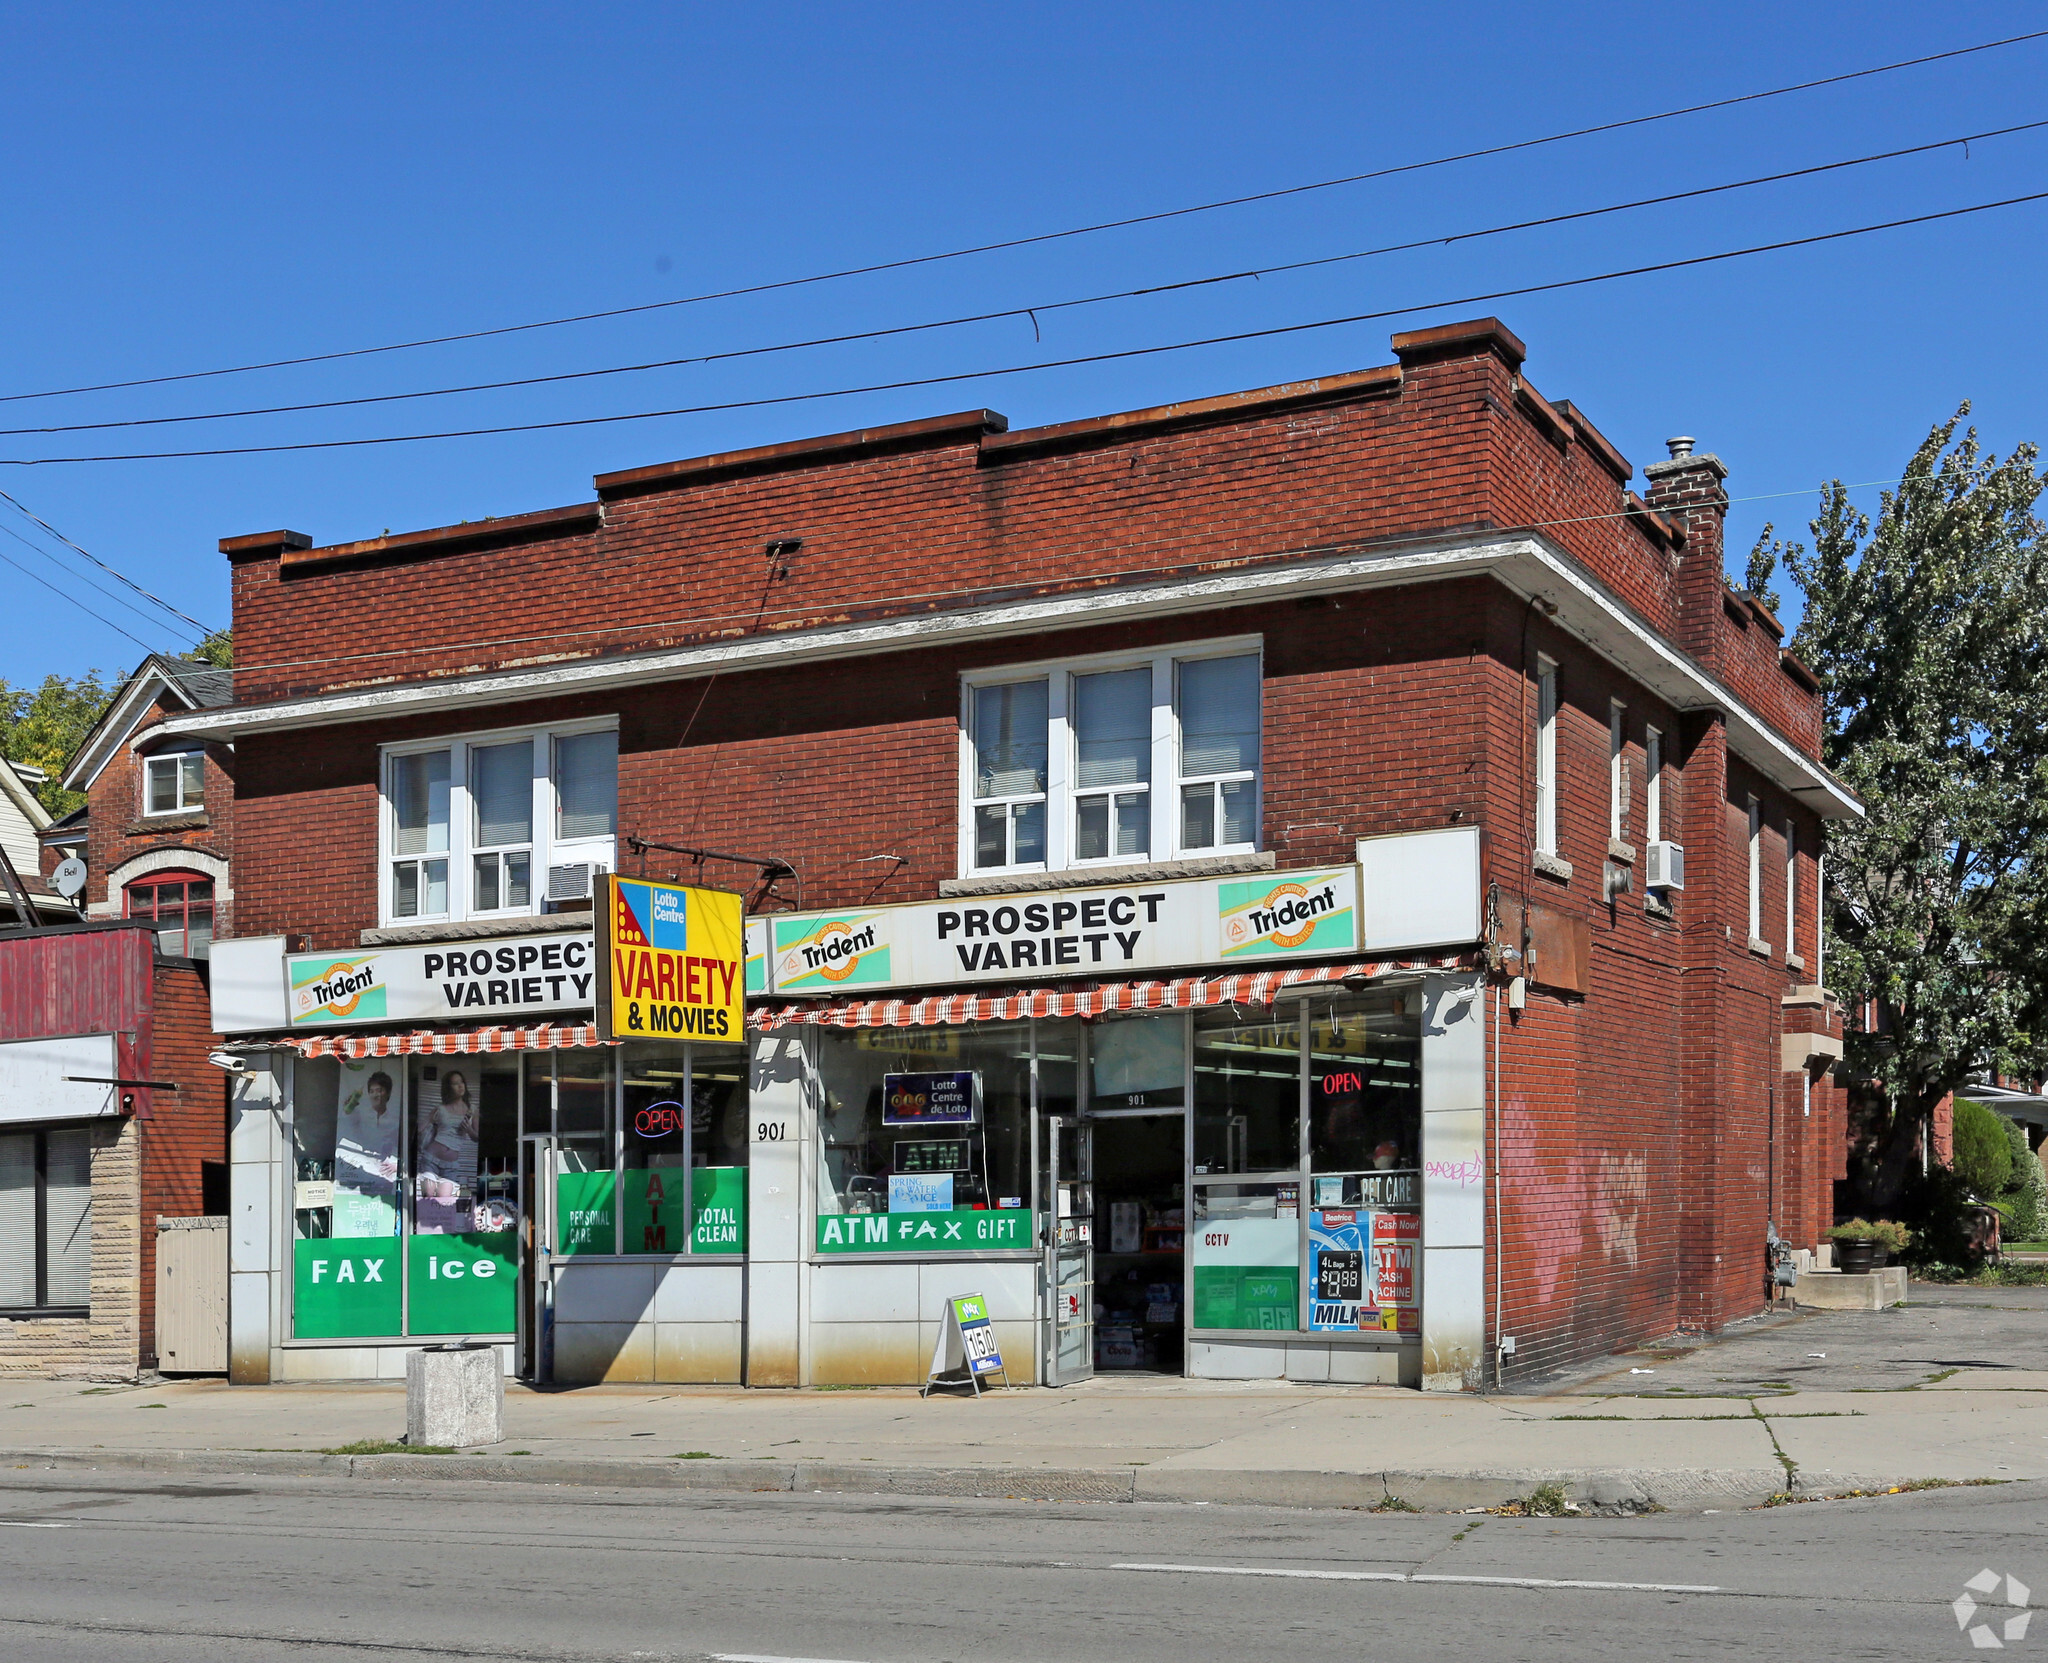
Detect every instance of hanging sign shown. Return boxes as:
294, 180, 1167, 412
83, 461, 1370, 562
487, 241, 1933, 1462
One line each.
596, 876, 745, 1042
922, 1291, 1008, 1395
882, 1070, 981, 1127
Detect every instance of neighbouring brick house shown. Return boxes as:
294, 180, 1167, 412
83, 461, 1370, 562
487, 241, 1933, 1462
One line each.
0, 655, 234, 1375
188, 316, 1854, 1390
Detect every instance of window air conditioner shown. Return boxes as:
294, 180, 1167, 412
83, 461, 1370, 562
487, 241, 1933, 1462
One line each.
546, 861, 606, 902
1644, 841, 1685, 891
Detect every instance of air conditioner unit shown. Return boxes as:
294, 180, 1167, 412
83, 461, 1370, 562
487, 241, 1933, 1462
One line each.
546, 861, 607, 902
1644, 841, 1685, 891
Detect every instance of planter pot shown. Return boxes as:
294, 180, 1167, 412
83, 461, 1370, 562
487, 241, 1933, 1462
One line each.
1871, 1245, 1891, 1269
1835, 1239, 1879, 1275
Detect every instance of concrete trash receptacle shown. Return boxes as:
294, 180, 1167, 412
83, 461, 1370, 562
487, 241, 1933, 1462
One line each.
406, 1342, 504, 1449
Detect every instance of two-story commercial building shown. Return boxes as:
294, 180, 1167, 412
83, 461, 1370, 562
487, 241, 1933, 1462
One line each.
185, 317, 1854, 1391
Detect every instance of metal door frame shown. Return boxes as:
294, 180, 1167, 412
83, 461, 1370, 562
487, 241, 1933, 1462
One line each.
1043, 1113, 1094, 1386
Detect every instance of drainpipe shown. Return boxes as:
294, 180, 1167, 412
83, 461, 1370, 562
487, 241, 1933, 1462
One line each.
1493, 978, 1504, 1390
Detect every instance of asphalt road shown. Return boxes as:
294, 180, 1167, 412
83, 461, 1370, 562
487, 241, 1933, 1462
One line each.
1, 1471, 2038, 1661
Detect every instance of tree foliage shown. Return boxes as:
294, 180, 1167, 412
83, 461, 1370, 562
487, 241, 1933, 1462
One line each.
0, 669, 115, 815
1784, 410, 2048, 1183
1951, 1096, 2012, 1199
1994, 1111, 2047, 1242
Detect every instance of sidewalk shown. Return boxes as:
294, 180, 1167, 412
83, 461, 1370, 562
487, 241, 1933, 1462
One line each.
5, 1283, 2044, 1513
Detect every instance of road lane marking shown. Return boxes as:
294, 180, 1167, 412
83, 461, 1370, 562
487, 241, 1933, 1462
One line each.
0, 1521, 70, 1528
713, 1655, 878, 1662
1114, 1562, 1721, 1594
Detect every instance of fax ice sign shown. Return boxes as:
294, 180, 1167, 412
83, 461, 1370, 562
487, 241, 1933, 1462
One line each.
287, 935, 596, 1028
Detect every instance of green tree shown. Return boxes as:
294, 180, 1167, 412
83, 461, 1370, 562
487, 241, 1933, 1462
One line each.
192, 629, 232, 668
1783, 407, 2048, 1208
1992, 1111, 2047, 1241
0, 669, 115, 815
1950, 1097, 2013, 1199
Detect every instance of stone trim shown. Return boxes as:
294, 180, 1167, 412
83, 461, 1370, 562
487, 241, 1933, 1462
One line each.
938, 851, 1275, 897
361, 908, 593, 947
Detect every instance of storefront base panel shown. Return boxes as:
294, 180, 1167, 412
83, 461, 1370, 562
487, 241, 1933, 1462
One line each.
552, 1260, 744, 1385
276, 1340, 516, 1383
1189, 1337, 1419, 1386
807, 1259, 1039, 1387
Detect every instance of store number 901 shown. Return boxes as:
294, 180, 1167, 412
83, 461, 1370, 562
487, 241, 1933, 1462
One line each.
755, 1120, 789, 1143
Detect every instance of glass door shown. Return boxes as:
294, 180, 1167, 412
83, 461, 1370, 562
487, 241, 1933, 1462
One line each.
1043, 1114, 1093, 1385
519, 1131, 552, 1380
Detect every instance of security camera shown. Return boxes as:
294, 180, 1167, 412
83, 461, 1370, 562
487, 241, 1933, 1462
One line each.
208, 1050, 255, 1073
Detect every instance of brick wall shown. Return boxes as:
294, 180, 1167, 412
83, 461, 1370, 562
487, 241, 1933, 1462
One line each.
213, 321, 1848, 1380
136, 963, 228, 1366
84, 688, 235, 937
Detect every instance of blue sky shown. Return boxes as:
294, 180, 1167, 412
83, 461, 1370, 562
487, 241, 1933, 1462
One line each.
1, 2, 2044, 680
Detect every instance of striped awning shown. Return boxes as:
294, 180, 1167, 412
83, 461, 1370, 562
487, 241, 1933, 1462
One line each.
749, 956, 1467, 1031
288, 1022, 610, 1059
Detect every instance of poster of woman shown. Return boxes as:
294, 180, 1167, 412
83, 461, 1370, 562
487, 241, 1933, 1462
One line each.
413, 1067, 480, 1235
332, 1061, 399, 1237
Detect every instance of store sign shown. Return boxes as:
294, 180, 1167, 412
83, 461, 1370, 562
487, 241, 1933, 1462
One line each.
595, 876, 744, 1042
1190, 1216, 1300, 1330
408, 1232, 516, 1335
881, 1070, 980, 1126
888, 1172, 954, 1213
292, 1240, 402, 1337
815, 1209, 1035, 1254
769, 866, 1357, 996
1309, 1209, 1369, 1331
1373, 1210, 1420, 1331
286, 935, 596, 1028
927, 1292, 1005, 1385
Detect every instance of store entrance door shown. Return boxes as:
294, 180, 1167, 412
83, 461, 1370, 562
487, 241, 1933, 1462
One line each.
1088, 1111, 1187, 1373
519, 1133, 555, 1382
1044, 1114, 1093, 1386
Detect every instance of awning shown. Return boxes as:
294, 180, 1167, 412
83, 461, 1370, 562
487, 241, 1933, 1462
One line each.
749, 956, 1468, 1031
289, 1022, 610, 1059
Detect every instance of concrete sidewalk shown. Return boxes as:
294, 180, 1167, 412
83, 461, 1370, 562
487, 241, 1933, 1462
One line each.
5, 1283, 2043, 1513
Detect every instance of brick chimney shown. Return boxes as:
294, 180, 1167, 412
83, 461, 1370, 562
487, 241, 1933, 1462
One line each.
1644, 436, 1729, 667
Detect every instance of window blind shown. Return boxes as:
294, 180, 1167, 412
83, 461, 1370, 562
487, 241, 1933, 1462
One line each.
555, 731, 617, 840
0, 1134, 32, 1307
1074, 668, 1151, 789
471, 741, 534, 848
974, 681, 1048, 798
42, 1129, 90, 1308
1179, 655, 1259, 777
392, 751, 450, 856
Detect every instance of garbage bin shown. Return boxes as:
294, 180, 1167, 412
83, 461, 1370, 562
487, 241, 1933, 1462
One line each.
406, 1341, 503, 1449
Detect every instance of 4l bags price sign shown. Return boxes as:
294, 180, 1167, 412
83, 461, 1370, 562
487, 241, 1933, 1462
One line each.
922, 1291, 1009, 1396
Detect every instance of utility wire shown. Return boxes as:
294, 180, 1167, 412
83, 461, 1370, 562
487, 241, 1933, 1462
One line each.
0, 536, 157, 653
0, 487, 216, 636
229, 476, 1913, 683
8, 119, 2040, 441
0, 518, 202, 647
5, 27, 2045, 408
10, 187, 2047, 467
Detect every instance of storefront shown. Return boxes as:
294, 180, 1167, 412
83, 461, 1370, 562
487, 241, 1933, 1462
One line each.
216, 828, 1487, 1389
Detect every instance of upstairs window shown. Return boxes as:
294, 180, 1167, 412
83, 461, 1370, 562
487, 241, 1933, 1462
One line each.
1533, 658, 1558, 857
143, 751, 204, 816
1747, 795, 1764, 945
963, 641, 1261, 876
382, 722, 616, 926
127, 873, 213, 959
1644, 726, 1663, 843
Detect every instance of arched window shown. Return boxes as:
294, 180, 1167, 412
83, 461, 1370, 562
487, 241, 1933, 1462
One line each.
126, 872, 214, 958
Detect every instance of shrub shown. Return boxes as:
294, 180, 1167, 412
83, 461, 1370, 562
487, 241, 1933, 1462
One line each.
1996, 1114, 2047, 1242
1896, 1166, 1988, 1275
1826, 1219, 1878, 1242
1952, 1097, 2013, 1199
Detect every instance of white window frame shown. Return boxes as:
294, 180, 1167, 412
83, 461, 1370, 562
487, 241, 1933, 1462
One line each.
379, 716, 618, 927
1784, 815, 1798, 961
142, 749, 205, 817
958, 636, 1262, 879
1608, 699, 1626, 843
1534, 657, 1558, 857
1644, 725, 1663, 844
1747, 794, 1764, 945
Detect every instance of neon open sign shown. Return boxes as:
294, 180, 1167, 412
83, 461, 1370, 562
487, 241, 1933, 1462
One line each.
634, 1100, 685, 1138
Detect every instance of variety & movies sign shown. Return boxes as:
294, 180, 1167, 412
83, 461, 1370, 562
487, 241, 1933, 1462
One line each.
287, 935, 595, 1027
770, 866, 1358, 994
596, 877, 745, 1042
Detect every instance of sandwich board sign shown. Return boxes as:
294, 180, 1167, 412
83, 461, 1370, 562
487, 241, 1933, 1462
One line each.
922, 1291, 1009, 1395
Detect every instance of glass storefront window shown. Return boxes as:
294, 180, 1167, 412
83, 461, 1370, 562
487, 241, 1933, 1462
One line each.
1307, 993, 1422, 1209
620, 1042, 749, 1256
1190, 1181, 1299, 1331
1192, 1008, 1301, 1175
292, 1057, 404, 1337
816, 1022, 1049, 1252
1090, 1013, 1185, 1110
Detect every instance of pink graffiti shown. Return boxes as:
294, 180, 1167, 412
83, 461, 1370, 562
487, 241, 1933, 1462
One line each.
1425, 1155, 1485, 1188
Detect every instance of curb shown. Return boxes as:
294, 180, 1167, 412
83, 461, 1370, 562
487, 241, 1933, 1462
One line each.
0, 1446, 1816, 1511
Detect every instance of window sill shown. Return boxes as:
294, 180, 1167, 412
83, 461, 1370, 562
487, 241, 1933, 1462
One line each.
1608, 838, 1637, 864
1643, 893, 1675, 921
1787, 953, 1807, 973
124, 812, 207, 835
940, 850, 1275, 897
1532, 851, 1573, 883
362, 911, 593, 947
1748, 936, 1772, 958
1, 1307, 90, 1321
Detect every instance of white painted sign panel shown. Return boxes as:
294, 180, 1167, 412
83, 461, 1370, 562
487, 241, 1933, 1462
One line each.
0, 1033, 121, 1124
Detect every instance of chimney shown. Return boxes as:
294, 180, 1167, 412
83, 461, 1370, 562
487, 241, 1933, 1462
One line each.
1644, 437, 1728, 666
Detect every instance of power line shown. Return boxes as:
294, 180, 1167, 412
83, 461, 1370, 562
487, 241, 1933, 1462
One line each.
5, 27, 2045, 408
231, 477, 1911, 683
10, 187, 2046, 467
9, 119, 2040, 441
0, 488, 216, 636
0, 537, 158, 653
0, 517, 202, 647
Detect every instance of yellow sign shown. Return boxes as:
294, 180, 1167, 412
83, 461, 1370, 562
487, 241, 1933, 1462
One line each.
596, 876, 744, 1042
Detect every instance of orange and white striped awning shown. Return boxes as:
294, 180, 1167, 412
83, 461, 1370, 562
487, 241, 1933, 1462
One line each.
288, 1022, 609, 1059
748, 957, 1466, 1031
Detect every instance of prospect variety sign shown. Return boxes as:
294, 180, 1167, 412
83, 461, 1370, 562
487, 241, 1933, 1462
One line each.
286, 934, 596, 1028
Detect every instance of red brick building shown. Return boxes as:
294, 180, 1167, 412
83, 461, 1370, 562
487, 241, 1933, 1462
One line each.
188, 317, 1854, 1389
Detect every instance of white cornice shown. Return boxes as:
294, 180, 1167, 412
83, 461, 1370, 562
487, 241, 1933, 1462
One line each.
61, 661, 197, 794
158, 533, 1860, 819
